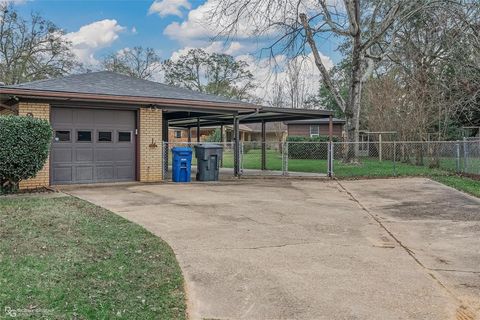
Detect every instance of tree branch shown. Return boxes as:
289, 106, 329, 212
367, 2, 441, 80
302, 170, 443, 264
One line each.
300, 13, 346, 112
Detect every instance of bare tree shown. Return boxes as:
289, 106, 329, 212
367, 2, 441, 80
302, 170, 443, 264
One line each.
0, 4, 77, 85
210, 0, 436, 161
102, 46, 161, 80
365, 1, 480, 141
162, 48, 254, 100
285, 58, 308, 109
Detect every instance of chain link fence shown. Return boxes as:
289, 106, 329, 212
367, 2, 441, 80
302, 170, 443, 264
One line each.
162, 140, 480, 180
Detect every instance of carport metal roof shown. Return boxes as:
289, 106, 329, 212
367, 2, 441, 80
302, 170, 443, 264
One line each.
164, 106, 332, 128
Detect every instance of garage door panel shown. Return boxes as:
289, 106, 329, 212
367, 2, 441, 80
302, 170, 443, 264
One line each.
52, 108, 73, 125
76, 166, 94, 181
52, 167, 73, 183
115, 148, 134, 161
52, 148, 73, 163
96, 166, 115, 180
52, 108, 136, 184
116, 112, 136, 126
75, 109, 95, 124
94, 110, 115, 125
96, 148, 116, 161
116, 166, 135, 180
75, 148, 94, 162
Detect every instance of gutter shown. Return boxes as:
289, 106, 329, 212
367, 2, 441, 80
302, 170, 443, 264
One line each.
0, 88, 258, 111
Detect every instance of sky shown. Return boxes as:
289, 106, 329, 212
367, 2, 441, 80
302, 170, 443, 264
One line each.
10, 0, 343, 101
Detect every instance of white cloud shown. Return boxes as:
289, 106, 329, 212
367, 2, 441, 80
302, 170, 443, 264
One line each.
65, 19, 125, 65
163, 1, 215, 42
131, 26, 137, 34
149, 0, 191, 17
169, 42, 333, 105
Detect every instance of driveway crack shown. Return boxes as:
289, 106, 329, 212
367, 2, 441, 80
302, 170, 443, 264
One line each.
334, 179, 472, 312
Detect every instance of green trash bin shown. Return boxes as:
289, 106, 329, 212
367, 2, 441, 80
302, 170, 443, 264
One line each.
194, 144, 223, 181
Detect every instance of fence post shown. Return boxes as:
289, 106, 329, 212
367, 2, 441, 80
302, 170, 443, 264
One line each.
463, 137, 468, 173
240, 141, 244, 176
162, 141, 168, 180
327, 141, 333, 178
379, 133, 383, 162
283, 142, 289, 176
393, 141, 397, 176
455, 142, 461, 172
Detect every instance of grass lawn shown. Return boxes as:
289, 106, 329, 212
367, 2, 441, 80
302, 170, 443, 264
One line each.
0, 195, 186, 319
222, 149, 451, 176
431, 175, 480, 198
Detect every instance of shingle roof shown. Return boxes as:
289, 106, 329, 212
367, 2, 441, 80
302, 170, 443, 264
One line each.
1, 71, 246, 105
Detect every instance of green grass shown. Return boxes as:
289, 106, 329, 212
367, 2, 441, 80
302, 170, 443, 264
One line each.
431, 175, 480, 198
0, 195, 186, 319
222, 150, 451, 176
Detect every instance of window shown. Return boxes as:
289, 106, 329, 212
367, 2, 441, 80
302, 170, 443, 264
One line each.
77, 130, 92, 142
54, 130, 70, 142
118, 131, 131, 142
98, 131, 112, 142
310, 125, 320, 137
174, 130, 182, 139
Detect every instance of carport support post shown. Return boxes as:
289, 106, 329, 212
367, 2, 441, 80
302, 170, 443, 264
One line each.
188, 128, 191, 143
234, 116, 240, 177
220, 124, 224, 167
261, 120, 266, 170
196, 118, 200, 143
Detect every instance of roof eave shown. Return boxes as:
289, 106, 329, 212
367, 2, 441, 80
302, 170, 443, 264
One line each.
0, 88, 258, 111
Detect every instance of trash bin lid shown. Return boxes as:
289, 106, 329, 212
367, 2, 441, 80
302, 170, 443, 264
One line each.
172, 147, 193, 153
194, 144, 223, 149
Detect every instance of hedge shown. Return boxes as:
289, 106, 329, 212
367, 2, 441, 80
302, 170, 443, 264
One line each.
0, 115, 52, 193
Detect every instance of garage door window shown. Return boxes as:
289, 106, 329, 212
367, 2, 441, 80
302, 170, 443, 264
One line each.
118, 131, 131, 142
98, 131, 112, 142
77, 130, 92, 142
54, 130, 70, 142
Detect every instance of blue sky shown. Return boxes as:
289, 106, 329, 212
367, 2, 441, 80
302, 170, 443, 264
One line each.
12, 0, 343, 100
14, 0, 341, 63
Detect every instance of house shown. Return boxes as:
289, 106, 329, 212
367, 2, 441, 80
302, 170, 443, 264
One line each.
0, 71, 333, 187
244, 122, 287, 142
285, 118, 345, 139
168, 124, 253, 143
168, 122, 287, 144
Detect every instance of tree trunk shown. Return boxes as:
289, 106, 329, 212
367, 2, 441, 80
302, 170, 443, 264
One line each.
343, 31, 363, 163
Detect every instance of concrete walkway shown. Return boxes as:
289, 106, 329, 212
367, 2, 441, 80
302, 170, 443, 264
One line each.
63, 178, 477, 320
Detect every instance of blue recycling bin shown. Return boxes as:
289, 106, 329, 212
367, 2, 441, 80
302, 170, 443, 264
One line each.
171, 147, 193, 182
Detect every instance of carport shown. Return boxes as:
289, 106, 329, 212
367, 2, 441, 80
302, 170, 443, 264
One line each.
1, 71, 334, 186
163, 106, 334, 176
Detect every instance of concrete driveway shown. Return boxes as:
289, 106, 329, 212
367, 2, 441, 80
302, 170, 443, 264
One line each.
64, 178, 479, 320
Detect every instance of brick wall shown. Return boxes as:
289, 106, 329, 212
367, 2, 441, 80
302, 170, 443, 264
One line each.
139, 108, 163, 182
288, 123, 344, 138
0, 107, 16, 115
18, 102, 51, 189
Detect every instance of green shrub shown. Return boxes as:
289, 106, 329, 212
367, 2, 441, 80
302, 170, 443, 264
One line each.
286, 136, 340, 159
0, 115, 52, 193
204, 128, 222, 142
